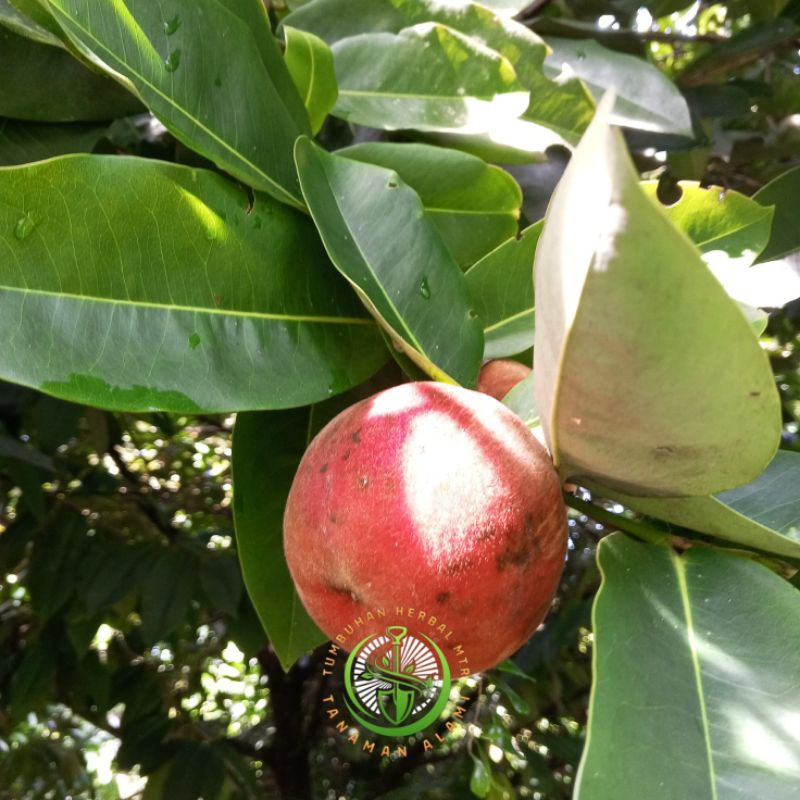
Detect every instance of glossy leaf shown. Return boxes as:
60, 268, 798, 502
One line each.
0, 155, 386, 412
0, 118, 107, 166
465, 222, 540, 358
641, 181, 773, 263
284, 0, 594, 150
295, 137, 483, 386
330, 23, 529, 134
340, 142, 521, 268
543, 37, 693, 137
584, 450, 800, 561
42, 0, 311, 207
0, 26, 141, 122
232, 410, 326, 671
534, 96, 781, 496
283, 26, 337, 135
0, 0, 60, 44
753, 165, 800, 262
576, 534, 800, 799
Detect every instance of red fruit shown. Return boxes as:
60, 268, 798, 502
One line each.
283, 382, 567, 674
477, 359, 532, 401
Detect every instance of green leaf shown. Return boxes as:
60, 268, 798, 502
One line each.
330, 23, 528, 133
641, 181, 778, 322
140, 548, 196, 643
753, 165, 800, 262
232, 409, 326, 671
470, 755, 492, 798
283, 26, 337, 135
465, 222, 540, 358
199, 554, 243, 617
502, 371, 538, 429
534, 96, 781, 496
0, 155, 386, 413
576, 534, 800, 799
42, 0, 311, 207
0, 118, 107, 167
0, 0, 61, 44
340, 142, 521, 269
583, 450, 800, 561
543, 37, 693, 137
641, 181, 773, 263
0, 26, 141, 122
81, 543, 149, 615
295, 137, 483, 386
284, 0, 594, 151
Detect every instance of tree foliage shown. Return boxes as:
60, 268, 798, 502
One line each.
1, 0, 800, 798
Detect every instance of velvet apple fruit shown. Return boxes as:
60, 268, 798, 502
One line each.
283, 381, 567, 674
477, 359, 532, 401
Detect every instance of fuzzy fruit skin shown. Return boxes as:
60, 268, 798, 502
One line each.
283, 382, 567, 674
477, 360, 532, 401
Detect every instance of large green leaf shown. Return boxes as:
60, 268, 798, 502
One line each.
465, 222, 540, 359
283, 0, 594, 149
140, 547, 196, 643
543, 37, 693, 137
42, 0, 310, 207
232, 410, 326, 671
0, 155, 386, 412
753, 165, 800, 262
295, 137, 483, 386
576, 534, 800, 799
0, 26, 141, 122
283, 26, 337, 136
0, 119, 107, 166
330, 23, 528, 134
584, 450, 800, 560
534, 96, 781, 496
340, 142, 521, 269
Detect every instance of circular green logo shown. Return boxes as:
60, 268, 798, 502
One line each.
344, 625, 451, 736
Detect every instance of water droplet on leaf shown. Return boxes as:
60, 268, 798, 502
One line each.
14, 212, 36, 240
164, 49, 181, 72
163, 14, 181, 34
419, 278, 431, 299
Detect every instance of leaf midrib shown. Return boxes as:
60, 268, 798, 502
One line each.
672, 550, 719, 800
0, 284, 374, 326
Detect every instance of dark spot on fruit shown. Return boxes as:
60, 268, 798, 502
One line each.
351, 429, 362, 443
329, 513, 338, 523
496, 544, 530, 572
477, 526, 496, 542
750, 390, 761, 397
342, 449, 351, 461
436, 591, 450, 604
655, 445, 676, 456
358, 475, 369, 489
319, 463, 329, 474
